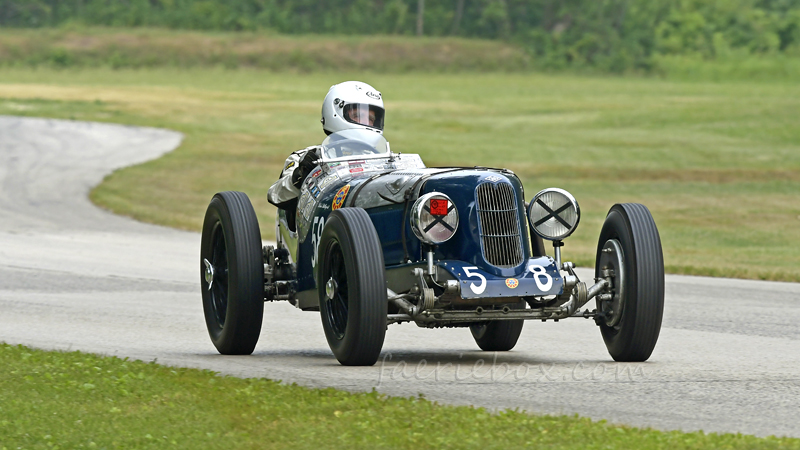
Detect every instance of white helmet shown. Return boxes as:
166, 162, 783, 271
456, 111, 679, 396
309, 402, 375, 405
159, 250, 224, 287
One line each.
321, 81, 385, 135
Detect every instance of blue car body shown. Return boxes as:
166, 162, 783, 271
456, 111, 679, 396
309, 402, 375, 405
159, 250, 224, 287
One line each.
277, 130, 563, 311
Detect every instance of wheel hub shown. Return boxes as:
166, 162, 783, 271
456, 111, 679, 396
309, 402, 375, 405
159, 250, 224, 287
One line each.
203, 258, 215, 291
597, 239, 625, 328
325, 277, 338, 300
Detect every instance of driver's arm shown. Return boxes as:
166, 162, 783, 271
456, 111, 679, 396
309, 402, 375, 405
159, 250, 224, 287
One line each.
267, 146, 319, 207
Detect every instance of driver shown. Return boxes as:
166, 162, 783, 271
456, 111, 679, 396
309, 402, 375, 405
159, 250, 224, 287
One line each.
267, 81, 385, 212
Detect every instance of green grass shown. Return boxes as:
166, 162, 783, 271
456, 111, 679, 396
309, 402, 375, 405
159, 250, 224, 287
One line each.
1, 67, 798, 281
652, 54, 800, 82
1, 343, 797, 449
0, 27, 530, 72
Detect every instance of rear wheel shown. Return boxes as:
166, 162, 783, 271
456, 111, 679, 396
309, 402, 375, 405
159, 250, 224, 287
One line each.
524, 202, 547, 257
317, 208, 387, 366
595, 203, 664, 362
531, 229, 547, 257
200, 191, 264, 355
470, 301, 526, 351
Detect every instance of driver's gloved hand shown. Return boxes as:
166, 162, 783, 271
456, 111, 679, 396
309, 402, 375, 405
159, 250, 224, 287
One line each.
291, 149, 319, 188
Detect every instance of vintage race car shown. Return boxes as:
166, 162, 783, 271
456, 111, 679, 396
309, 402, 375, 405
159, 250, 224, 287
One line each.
200, 129, 664, 366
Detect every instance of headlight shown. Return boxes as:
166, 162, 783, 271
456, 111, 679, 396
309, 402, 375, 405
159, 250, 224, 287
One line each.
411, 192, 459, 245
528, 188, 580, 241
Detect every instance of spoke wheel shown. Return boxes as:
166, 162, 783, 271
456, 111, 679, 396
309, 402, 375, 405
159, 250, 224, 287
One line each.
318, 208, 387, 366
205, 223, 230, 328
200, 191, 264, 355
595, 203, 664, 362
469, 301, 526, 351
324, 242, 349, 339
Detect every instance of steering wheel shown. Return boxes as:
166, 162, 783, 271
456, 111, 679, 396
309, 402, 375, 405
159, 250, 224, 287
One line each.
324, 139, 380, 158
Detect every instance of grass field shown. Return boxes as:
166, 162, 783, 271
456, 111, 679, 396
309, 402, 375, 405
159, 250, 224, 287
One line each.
1, 30, 799, 449
1, 67, 798, 281
0, 27, 530, 72
2, 343, 798, 449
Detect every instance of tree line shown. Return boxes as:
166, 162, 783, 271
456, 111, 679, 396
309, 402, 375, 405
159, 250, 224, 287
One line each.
2, 0, 799, 71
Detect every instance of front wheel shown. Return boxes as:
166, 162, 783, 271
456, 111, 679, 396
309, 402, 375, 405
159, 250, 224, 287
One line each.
200, 191, 264, 355
317, 208, 387, 366
469, 301, 526, 351
595, 203, 664, 362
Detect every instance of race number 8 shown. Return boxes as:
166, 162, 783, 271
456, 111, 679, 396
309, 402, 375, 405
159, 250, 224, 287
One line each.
528, 264, 553, 291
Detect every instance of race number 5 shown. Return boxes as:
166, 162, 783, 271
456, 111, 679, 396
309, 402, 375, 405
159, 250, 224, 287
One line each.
463, 266, 486, 294
528, 264, 553, 291
310, 216, 325, 268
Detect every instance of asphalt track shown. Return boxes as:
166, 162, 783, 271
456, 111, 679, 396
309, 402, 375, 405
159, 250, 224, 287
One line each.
1, 116, 799, 438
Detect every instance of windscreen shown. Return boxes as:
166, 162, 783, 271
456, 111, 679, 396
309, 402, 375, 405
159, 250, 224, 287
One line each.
320, 129, 389, 161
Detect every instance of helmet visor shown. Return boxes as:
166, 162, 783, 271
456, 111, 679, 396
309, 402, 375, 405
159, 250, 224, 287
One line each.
342, 103, 384, 130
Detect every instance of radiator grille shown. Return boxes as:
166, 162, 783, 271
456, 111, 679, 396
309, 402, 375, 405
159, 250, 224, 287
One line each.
476, 182, 524, 268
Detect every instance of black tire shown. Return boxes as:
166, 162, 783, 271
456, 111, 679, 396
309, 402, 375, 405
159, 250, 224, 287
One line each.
317, 208, 387, 366
531, 228, 547, 257
200, 191, 264, 355
595, 203, 664, 362
524, 202, 547, 257
470, 301, 526, 351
